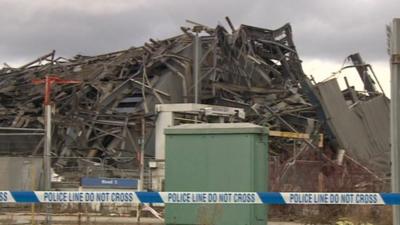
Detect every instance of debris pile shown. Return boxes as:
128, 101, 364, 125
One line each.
0, 18, 390, 194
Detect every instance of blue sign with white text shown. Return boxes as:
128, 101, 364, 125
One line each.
81, 177, 138, 189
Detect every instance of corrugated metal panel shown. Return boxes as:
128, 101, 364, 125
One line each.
315, 79, 390, 175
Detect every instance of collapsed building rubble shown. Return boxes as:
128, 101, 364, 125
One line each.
0, 18, 390, 198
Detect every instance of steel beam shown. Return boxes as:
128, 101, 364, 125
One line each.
193, 32, 201, 103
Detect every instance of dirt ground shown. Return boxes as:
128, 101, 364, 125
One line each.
0, 213, 303, 225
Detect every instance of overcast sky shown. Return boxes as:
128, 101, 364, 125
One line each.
0, 0, 398, 92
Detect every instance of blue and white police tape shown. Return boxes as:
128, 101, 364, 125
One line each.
1, 191, 400, 205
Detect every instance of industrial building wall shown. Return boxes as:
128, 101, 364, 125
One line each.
0, 157, 43, 190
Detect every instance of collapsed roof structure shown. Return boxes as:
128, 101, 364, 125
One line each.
0, 18, 390, 193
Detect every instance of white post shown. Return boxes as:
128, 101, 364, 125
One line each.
44, 104, 52, 225
44, 104, 52, 190
391, 18, 400, 225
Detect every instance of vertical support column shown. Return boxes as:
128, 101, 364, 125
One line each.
193, 32, 201, 104
44, 104, 52, 190
154, 106, 174, 191
137, 118, 146, 222
155, 110, 174, 161
44, 104, 52, 225
391, 18, 400, 225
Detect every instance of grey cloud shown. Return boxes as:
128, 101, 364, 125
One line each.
0, 0, 398, 64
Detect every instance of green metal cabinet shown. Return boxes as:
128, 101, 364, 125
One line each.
165, 123, 268, 225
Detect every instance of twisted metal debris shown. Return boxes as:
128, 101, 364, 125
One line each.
0, 19, 389, 194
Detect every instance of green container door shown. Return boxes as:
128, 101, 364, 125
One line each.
165, 123, 268, 225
